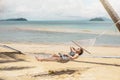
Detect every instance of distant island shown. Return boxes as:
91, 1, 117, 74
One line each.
0, 18, 28, 21
89, 17, 105, 21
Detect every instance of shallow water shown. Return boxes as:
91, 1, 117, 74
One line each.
0, 21, 120, 46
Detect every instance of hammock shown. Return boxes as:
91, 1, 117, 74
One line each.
72, 38, 96, 54
32, 32, 105, 63
72, 31, 105, 54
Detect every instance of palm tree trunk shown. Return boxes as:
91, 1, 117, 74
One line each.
100, 0, 120, 32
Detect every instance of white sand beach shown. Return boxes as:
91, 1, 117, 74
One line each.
0, 43, 120, 80
1, 0, 120, 80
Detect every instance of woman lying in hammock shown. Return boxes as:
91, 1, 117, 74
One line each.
35, 47, 83, 63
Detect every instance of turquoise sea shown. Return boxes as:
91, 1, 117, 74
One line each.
0, 21, 120, 46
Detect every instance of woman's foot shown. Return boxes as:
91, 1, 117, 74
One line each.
35, 56, 42, 61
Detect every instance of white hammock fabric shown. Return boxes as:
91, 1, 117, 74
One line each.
72, 31, 106, 54
74, 38, 96, 47
72, 38, 96, 54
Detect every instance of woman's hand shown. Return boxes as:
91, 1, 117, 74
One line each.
70, 47, 76, 52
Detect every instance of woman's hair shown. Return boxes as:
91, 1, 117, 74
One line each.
76, 48, 83, 55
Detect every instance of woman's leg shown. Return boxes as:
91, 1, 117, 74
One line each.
52, 54, 59, 57
35, 55, 60, 62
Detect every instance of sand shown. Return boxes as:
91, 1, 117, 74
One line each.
0, 43, 120, 80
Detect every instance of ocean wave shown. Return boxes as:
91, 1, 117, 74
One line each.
14, 27, 91, 33
15, 27, 120, 35
0, 26, 119, 35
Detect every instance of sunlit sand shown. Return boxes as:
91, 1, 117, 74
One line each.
0, 43, 120, 80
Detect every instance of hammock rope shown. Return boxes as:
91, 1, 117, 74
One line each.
72, 31, 105, 54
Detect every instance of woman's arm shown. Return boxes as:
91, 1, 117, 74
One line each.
70, 47, 76, 52
66, 54, 79, 60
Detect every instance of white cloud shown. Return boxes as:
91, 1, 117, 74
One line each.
0, 0, 5, 12
0, 0, 120, 20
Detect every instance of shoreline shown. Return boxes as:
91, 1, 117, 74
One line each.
1, 42, 120, 47
0, 43, 120, 54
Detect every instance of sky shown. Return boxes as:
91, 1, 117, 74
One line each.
0, 0, 120, 20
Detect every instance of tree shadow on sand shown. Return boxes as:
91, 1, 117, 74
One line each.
0, 59, 26, 64
72, 60, 120, 67
0, 78, 4, 80
0, 53, 28, 64
34, 69, 77, 77
0, 52, 24, 60
0, 66, 35, 71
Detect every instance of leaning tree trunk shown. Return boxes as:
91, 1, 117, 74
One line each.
100, 0, 120, 32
